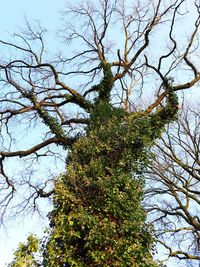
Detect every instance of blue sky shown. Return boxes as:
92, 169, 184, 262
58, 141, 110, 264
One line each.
0, 0, 62, 31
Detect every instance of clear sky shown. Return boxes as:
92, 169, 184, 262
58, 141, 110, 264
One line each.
0, 1, 66, 266
0, 0, 62, 31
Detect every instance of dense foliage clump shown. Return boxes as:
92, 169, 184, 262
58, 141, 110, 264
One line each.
8, 235, 39, 267
42, 89, 178, 266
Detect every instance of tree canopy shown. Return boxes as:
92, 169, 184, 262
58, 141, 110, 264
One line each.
0, 0, 199, 266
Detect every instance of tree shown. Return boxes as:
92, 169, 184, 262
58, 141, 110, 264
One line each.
8, 234, 39, 267
0, 0, 199, 266
145, 103, 200, 266
41, 92, 179, 266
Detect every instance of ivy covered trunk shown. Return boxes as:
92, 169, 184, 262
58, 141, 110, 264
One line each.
42, 87, 178, 266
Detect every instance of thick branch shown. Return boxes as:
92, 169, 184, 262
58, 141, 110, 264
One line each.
0, 137, 74, 158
